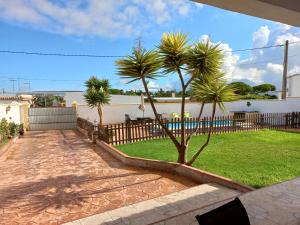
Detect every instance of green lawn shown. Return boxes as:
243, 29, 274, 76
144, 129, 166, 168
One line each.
117, 130, 300, 188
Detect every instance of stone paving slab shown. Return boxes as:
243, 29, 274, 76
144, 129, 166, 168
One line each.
162, 177, 300, 225
240, 177, 300, 225
64, 183, 240, 225
0, 130, 196, 224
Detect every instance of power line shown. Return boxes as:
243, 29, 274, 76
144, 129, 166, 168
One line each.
1, 41, 300, 58
0, 50, 123, 58
0, 75, 121, 82
289, 40, 300, 45
227, 44, 284, 53
0, 75, 85, 82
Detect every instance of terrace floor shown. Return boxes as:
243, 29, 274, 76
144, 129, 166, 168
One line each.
64, 177, 300, 225
0, 130, 197, 224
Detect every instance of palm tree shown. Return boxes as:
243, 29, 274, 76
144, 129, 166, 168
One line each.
187, 75, 236, 165
116, 45, 182, 151
84, 76, 110, 126
116, 32, 235, 165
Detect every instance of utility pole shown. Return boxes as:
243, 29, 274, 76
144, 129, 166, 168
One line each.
24, 81, 31, 92
281, 40, 289, 100
9, 79, 17, 94
17, 79, 20, 92
44, 94, 47, 107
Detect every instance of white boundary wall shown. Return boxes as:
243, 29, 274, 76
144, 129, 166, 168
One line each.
77, 98, 300, 125
0, 102, 24, 124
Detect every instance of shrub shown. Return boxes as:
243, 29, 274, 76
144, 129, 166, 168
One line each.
0, 119, 9, 142
0, 119, 22, 143
8, 122, 20, 138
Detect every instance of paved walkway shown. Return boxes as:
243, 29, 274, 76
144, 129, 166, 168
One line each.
65, 177, 300, 225
0, 130, 196, 224
64, 184, 240, 225
240, 177, 300, 225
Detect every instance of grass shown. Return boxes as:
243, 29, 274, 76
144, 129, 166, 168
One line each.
117, 130, 300, 188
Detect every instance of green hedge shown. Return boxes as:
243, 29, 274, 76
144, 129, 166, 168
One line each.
0, 119, 23, 143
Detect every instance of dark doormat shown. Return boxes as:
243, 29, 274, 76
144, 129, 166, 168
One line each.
195, 198, 250, 225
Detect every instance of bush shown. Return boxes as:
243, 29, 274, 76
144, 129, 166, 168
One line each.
0, 119, 9, 142
0, 119, 22, 143
8, 122, 20, 138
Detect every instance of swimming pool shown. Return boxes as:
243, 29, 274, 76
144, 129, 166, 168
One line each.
167, 120, 232, 129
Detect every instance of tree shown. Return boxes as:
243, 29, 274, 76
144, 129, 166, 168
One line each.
188, 75, 236, 165
116, 32, 235, 165
32, 95, 64, 107
253, 84, 276, 93
229, 82, 253, 95
109, 88, 124, 95
84, 76, 110, 126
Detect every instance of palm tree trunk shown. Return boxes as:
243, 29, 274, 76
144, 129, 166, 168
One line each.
97, 104, 103, 126
141, 78, 184, 162
177, 69, 186, 147
186, 101, 217, 166
177, 69, 188, 164
185, 102, 205, 146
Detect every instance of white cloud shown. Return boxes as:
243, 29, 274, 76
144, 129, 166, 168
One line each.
252, 25, 270, 47
266, 63, 283, 74
220, 24, 300, 89
289, 65, 300, 74
0, 0, 203, 37
164, 82, 176, 91
274, 33, 300, 45
147, 80, 160, 91
275, 22, 291, 32
220, 43, 239, 79
231, 67, 266, 84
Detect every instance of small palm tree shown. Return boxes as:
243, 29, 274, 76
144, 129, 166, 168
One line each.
116, 32, 235, 165
84, 76, 110, 126
187, 75, 236, 165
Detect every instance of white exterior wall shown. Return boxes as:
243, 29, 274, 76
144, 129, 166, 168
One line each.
0, 102, 23, 124
64, 92, 141, 106
288, 74, 300, 97
77, 98, 300, 125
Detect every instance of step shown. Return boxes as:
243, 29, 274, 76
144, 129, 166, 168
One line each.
63, 183, 241, 225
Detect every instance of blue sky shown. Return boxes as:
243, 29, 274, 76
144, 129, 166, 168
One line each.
0, 0, 300, 93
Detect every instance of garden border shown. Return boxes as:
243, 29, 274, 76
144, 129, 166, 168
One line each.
0, 136, 19, 160
95, 139, 255, 193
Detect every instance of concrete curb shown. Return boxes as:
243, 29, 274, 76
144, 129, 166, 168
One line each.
96, 139, 255, 193
0, 136, 19, 160
77, 127, 90, 139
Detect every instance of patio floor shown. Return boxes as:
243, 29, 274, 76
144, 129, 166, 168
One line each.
0, 130, 197, 224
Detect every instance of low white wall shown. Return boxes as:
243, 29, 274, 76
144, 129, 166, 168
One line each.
0, 102, 23, 124
77, 98, 300, 125
65, 92, 141, 106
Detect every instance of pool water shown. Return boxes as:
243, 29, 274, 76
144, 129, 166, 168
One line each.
167, 120, 232, 129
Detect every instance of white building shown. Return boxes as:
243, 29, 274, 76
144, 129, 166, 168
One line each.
288, 74, 300, 97
0, 95, 32, 126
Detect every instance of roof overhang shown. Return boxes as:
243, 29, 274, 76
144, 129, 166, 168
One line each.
193, 0, 300, 27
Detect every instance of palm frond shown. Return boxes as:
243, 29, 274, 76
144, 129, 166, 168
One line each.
85, 77, 110, 91
158, 32, 190, 74
115, 46, 162, 83
191, 77, 237, 111
84, 87, 110, 108
84, 77, 111, 108
187, 40, 223, 80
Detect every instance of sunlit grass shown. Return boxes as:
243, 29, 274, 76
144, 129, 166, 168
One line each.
118, 130, 300, 188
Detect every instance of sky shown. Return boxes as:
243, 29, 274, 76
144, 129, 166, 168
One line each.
0, 0, 300, 93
